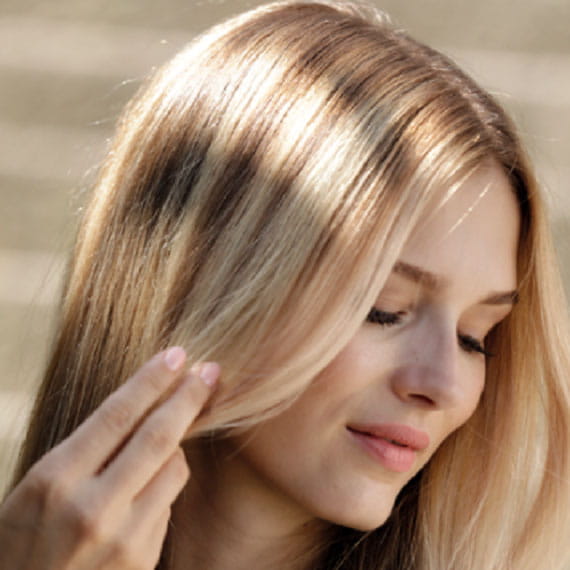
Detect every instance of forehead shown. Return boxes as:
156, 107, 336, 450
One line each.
400, 166, 520, 296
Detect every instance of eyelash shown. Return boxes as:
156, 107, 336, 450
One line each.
366, 308, 495, 358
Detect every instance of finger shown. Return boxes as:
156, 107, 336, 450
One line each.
129, 508, 171, 570
143, 508, 172, 570
132, 448, 189, 521
46, 347, 189, 479
98, 451, 186, 570
99, 364, 218, 498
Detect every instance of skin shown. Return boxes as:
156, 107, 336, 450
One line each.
171, 164, 520, 569
0, 348, 220, 570
0, 165, 519, 570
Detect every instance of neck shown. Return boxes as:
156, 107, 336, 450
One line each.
168, 439, 331, 570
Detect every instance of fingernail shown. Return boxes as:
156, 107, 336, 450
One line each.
198, 362, 220, 387
164, 346, 186, 371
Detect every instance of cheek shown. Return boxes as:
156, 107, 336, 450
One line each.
472, 360, 487, 404
227, 342, 380, 496
453, 359, 486, 429
308, 340, 376, 401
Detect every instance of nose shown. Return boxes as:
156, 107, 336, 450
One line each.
389, 324, 464, 410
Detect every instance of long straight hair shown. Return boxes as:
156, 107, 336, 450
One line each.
12, 2, 570, 568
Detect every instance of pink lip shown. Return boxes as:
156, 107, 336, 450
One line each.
347, 423, 430, 473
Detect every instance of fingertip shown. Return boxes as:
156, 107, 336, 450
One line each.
163, 346, 186, 372
190, 362, 221, 387
200, 362, 221, 387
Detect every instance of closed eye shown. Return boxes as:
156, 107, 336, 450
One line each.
458, 334, 494, 358
367, 308, 495, 358
366, 308, 405, 327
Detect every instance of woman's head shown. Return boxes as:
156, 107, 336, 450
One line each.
16, 1, 570, 568
222, 163, 520, 532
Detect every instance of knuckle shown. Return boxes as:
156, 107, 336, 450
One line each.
25, 463, 68, 505
177, 376, 208, 412
141, 361, 172, 396
65, 500, 105, 542
108, 537, 154, 570
99, 397, 133, 433
170, 451, 190, 483
140, 421, 174, 454
106, 537, 132, 565
25, 464, 52, 498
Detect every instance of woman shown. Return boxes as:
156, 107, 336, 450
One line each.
2, 1, 570, 568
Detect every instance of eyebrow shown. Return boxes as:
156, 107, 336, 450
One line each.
393, 261, 519, 306
394, 261, 443, 289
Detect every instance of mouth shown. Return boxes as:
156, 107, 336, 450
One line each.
383, 439, 408, 447
347, 423, 430, 473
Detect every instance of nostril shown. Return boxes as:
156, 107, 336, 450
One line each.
408, 392, 436, 408
390, 362, 457, 410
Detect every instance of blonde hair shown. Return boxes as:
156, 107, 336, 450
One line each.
12, 2, 570, 568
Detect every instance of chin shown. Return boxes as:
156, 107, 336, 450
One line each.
315, 492, 397, 532
318, 474, 423, 532
335, 507, 394, 532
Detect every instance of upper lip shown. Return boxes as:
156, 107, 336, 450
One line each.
347, 423, 430, 451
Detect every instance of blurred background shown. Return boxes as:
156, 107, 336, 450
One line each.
1, 0, 569, 488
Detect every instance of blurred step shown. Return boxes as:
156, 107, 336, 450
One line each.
0, 175, 78, 251
0, 68, 135, 129
1, 0, 568, 53
0, 121, 107, 182
0, 301, 56, 392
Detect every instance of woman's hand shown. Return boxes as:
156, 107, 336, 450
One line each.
0, 347, 219, 570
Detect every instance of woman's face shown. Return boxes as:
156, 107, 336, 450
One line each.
230, 165, 520, 531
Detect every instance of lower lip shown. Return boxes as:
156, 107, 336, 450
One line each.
348, 429, 417, 473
